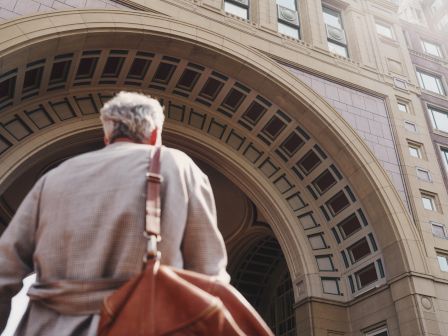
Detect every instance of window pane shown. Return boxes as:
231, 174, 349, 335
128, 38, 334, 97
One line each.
278, 22, 300, 39
422, 196, 434, 210
277, 0, 296, 10
432, 224, 445, 237
422, 40, 442, 57
349, 238, 371, 263
328, 41, 348, 58
398, 103, 408, 113
356, 263, 378, 288
442, 148, 448, 167
323, 7, 342, 29
418, 71, 445, 95
437, 255, 448, 272
430, 107, 448, 132
376, 23, 393, 39
409, 146, 420, 158
224, 2, 248, 19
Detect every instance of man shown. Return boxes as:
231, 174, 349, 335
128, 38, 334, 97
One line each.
0, 91, 229, 335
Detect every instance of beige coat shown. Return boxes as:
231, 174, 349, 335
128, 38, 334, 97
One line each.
0, 142, 229, 335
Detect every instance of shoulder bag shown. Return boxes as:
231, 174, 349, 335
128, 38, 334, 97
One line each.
98, 145, 274, 336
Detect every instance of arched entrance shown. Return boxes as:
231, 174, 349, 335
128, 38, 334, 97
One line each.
0, 9, 426, 335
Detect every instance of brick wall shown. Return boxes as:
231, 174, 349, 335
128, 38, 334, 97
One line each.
285, 65, 408, 206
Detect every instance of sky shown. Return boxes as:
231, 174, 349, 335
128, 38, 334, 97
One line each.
1, 274, 35, 336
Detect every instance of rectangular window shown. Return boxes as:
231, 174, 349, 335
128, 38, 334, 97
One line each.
365, 325, 389, 336
277, 0, 300, 39
421, 193, 436, 211
421, 40, 443, 57
437, 253, 448, 272
376, 22, 394, 39
398, 102, 408, 113
441, 148, 448, 169
428, 106, 448, 133
224, 0, 249, 19
323, 7, 348, 58
432, 223, 446, 238
416, 70, 445, 95
416, 168, 431, 182
408, 144, 421, 158
355, 263, 378, 289
348, 237, 371, 263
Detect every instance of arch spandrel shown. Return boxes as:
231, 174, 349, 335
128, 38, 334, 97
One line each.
0, 10, 426, 303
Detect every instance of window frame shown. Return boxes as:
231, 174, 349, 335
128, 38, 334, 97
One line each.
322, 5, 349, 58
431, 222, 447, 238
224, 0, 249, 20
428, 105, 448, 133
364, 325, 389, 336
421, 192, 437, 211
408, 142, 422, 158
416, 69, 446, 96
437, 252, 448, 272
276, 0, 301, 39
375, 21, 394, 40
421, 39, 443, 57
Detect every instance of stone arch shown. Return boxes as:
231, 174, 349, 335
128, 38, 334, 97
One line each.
0, 10, 426, 307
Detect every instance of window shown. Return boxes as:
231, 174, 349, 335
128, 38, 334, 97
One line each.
348, 238, 371, 263
437, 253, 448, 272
408, 143, 422, 158
224, 0, 249, 19
428, 106, 448, 133
365, 325, 389, 336
397, 102, 408, 113
432, 222, 446, 238
416, 168, 431, 182
421, 40, 443, 57
441, 148, 448, 169
277, 0, 300, 39
421, 193, 436, 211
416, 70, 445, 95
355, 263, 378, 289
375, 22, 394, 39
323, 7, 348, 58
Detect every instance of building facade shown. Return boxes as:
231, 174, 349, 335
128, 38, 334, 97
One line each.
0, 0, 447, 335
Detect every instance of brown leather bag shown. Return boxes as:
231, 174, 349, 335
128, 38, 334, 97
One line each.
98, 146, 274, 336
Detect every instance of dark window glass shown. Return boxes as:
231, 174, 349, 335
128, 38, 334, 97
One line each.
338, 214, 362, 238
356, 263, 378, 288
327, 191, 350, 215
348, 237, 370, 263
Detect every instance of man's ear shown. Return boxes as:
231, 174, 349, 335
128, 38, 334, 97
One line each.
149, 129, 158, 145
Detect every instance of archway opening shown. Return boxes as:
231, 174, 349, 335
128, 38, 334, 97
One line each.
0, 129, 296, 335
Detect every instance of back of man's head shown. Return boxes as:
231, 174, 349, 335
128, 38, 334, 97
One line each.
100, 91, 165, 143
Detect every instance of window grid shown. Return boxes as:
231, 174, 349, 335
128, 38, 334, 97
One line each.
375, 22, 394, 39
421, 193, 436, 211
428, 106, 448, 133
277, 0, 300, 39
421, 40, 442, 57
432, 222, 447, 239
416, 70, 446, 95
408, 144, 421, 158
224, 0, 249, 19
437, 253, 448, 272
323, 6, 349, 58
398, 102, 408, 113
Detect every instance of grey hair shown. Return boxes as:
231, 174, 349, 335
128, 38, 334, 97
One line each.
100, 91, 165, 143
